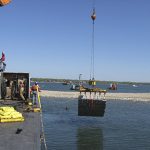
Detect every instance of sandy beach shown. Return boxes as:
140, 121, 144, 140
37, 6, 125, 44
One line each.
40, 90, 150, 101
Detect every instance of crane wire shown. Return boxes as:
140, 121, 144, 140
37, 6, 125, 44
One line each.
93, 0, 96, 8
90, 0, 96, 80
92, 15, 95, 80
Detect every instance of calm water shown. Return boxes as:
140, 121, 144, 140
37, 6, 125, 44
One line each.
41, 97, 150, 150
38, 82, 150, 93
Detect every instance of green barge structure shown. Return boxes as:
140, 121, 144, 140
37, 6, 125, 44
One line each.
0, 72, 43, 150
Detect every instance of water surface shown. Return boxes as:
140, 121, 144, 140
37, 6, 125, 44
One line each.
37, 82, 150, 93
41, 98, 150, 150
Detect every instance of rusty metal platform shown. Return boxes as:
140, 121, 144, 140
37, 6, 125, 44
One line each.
78, 99, 106, 117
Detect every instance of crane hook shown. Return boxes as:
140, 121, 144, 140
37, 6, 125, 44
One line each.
91, 8, 96, 21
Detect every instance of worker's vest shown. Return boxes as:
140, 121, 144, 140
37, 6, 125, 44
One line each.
31, 85, 39, 91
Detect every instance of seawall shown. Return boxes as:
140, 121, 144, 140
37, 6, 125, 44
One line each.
40, 90, 150, 101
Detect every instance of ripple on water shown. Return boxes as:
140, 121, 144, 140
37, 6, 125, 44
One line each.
41, 98, 150, 150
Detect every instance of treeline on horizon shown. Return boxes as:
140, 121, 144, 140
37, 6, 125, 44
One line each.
30, 78, 150, 85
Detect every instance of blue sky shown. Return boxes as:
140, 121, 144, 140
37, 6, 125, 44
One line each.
0, 0, 150, 82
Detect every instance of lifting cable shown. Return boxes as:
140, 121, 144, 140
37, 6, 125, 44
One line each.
90, 0, 96, 81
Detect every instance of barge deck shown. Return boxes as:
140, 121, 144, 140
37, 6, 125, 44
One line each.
0, 100, 41, 150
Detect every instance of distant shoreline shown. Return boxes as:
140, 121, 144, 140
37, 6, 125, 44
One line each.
40, 90, 150, 101
31, 78, 150, 85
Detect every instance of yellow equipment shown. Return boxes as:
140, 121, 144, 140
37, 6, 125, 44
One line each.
0, 0, 11, 6
0, 106, 24, 123
89, 80, 96, 86
80, 85, 107, 94
28, 102, 32, 106
33, 107, 41, 112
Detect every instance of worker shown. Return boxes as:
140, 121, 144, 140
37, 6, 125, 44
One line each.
0, 51, 6, 72
31, 82, 40, 105
19, 81, 25, 101
5, 80, 11, 99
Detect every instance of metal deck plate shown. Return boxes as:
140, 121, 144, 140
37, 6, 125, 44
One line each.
0, 101, 41, 150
